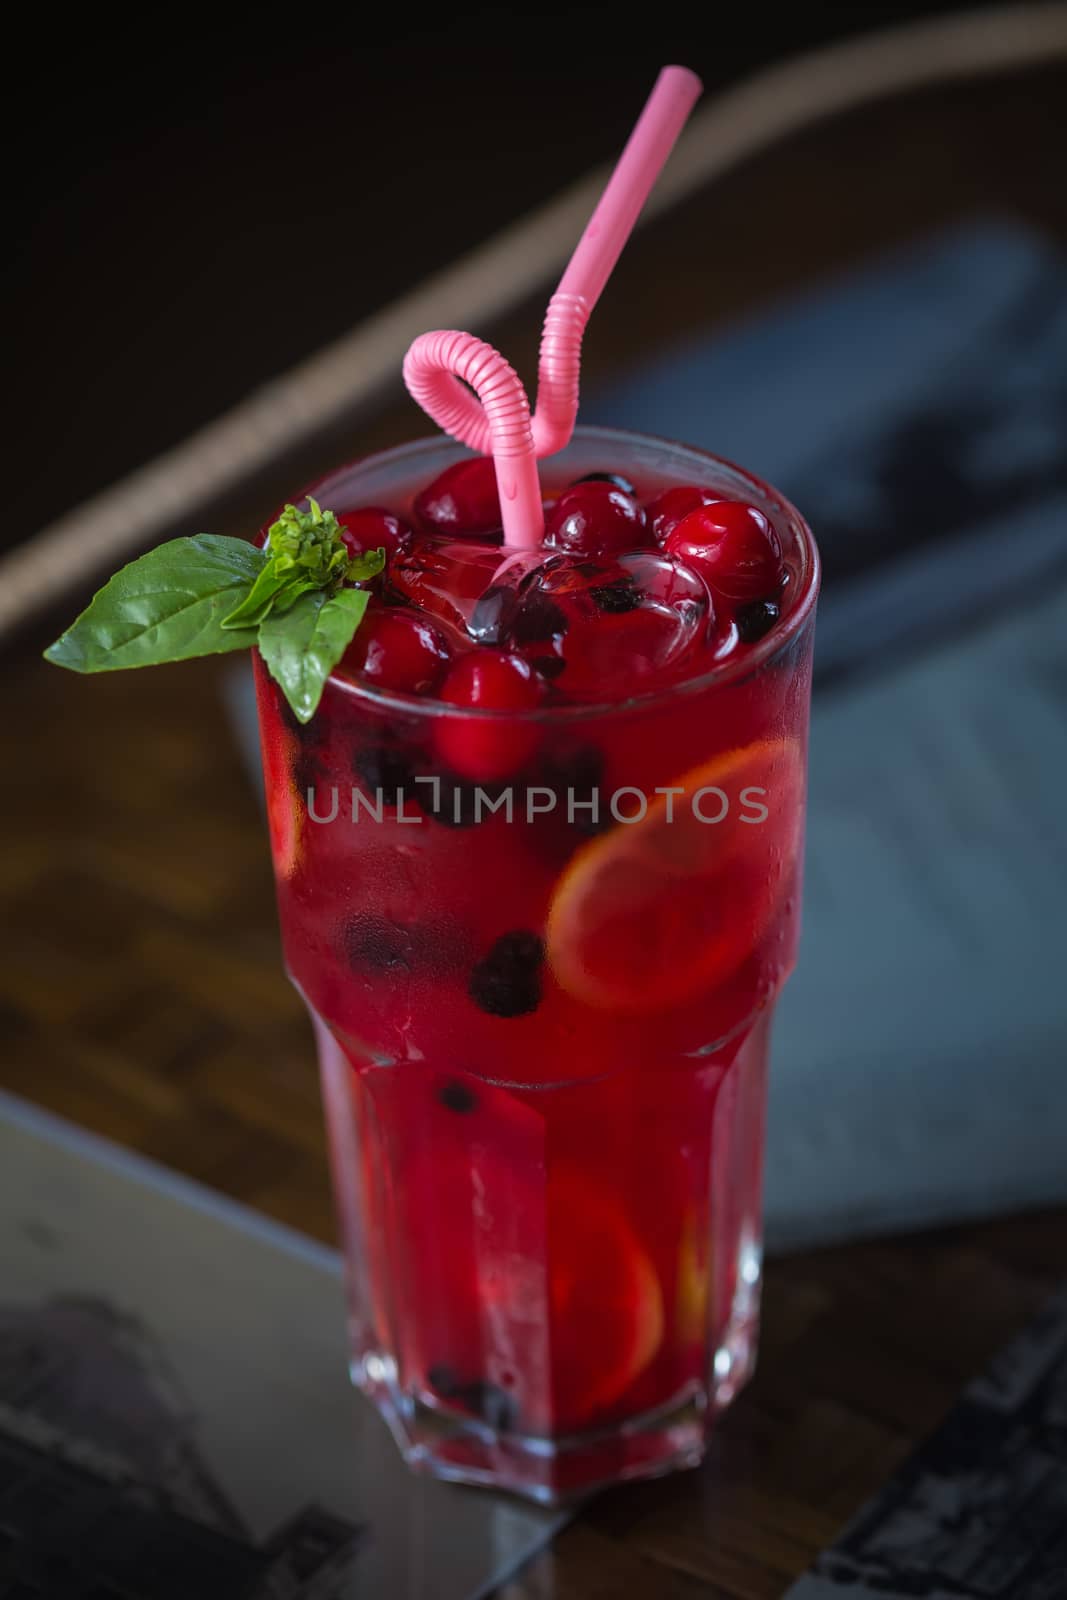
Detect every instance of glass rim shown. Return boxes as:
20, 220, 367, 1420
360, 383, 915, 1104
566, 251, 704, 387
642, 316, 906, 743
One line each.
306, 425, 820, 725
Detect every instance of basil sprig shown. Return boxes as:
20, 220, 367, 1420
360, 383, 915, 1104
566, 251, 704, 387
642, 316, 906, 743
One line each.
45, 499, 386, 722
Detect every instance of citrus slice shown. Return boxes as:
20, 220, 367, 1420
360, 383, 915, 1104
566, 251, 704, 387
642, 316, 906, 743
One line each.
548, 1167, 664, 1426
546, 740, 802, 1014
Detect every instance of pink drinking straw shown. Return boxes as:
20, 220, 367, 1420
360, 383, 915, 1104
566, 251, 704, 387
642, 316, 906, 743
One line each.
532, 64, 702, 457
402, 330, 545, 549
403, 65, 703, 547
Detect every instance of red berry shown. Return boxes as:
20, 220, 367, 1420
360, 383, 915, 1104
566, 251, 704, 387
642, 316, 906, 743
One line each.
545, 482, 646, 557
435, 651, 542, 781
340, 607, 452, 695
337, 506, 414, 565
645, 485, 720, 546
664, 500, 784, 603
414, 458, 502, 538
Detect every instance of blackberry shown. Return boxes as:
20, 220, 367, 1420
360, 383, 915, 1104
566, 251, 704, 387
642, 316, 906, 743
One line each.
437, 1079, 478, 1114
535, 745, 608, 839
425, 1368, 517, 1431
342, 915, 465, 976
528, 654, 567, 681
735, 599, 780, 643
423, 774, 508, 828
427, 1363, 459, 1396
572, 471, 636, 496
468, 584, 519, 645
469, 931, 544, 1017
342, 915, 420, 974
543, 741, 602, 789
353, 741, 419, 808
509, 593, 569, 647
456, 1380, 517, 1432
293, 748, 329, 808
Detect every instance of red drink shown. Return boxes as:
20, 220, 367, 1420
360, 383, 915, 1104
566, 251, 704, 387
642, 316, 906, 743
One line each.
253, 425, 818, 1500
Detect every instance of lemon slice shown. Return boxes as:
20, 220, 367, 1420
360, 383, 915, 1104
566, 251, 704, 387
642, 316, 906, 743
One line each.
546, 740, 802, 1014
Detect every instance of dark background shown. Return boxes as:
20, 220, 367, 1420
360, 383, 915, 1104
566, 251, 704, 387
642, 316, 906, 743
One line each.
6, 0, 1015, 554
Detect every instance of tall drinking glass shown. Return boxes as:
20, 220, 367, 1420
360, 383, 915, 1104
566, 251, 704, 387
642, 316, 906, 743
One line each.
253, 425, 819, 1502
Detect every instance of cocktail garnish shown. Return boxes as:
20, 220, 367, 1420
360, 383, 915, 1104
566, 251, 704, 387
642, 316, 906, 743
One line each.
44, 498, 385, 722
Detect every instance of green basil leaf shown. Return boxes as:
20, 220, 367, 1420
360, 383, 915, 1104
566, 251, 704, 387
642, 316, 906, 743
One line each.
220, 558, 299, 629
346, 546, 387, 583
269, 576, 322, 615
257, 586, 371, 723
44, 535, 266, 671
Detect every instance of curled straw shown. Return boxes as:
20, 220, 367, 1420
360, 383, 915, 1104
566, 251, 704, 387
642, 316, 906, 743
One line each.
402, 65, 703, 547
6, 6, 1064, 630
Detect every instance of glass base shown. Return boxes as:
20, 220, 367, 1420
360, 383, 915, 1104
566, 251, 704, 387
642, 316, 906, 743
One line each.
315, 1000, 774, 1503
350, 1279, 761, 1504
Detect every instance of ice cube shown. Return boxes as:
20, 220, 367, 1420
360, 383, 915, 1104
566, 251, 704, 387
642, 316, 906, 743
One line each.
502, 550, 713, 699
389, 538, 512, 635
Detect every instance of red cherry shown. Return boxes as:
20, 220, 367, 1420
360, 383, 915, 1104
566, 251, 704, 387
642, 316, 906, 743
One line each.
435, 651, 542, 781
664, 500, 784, 603
337, 506, 414, 565
340, 606, 452, 695
645, 485, 720, 546
414, 458, 502, 538
545, 482, 647, 557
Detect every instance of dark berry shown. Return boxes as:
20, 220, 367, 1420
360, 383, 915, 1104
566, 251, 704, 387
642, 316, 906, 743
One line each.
436, 653, 542, 782
337, 506, 414, 565
437, 1079, 478, 1114
343, 914, 462, 975
423, 774, 508, 828
547, 743, 604, 793
414, 458, 502, 538
469, 931, 544, 1017
455, 1380, 518, 1432
545, 482, 647, 557
528, 654, 567, 682
665, 501, 784, 602
340, 607, 451, 695
508, 592, 569, 646
467, 583, 519, 646
572, 471, 637, 495
646, 485, 720, 545
537, 745, 608, 838
293, 748, 329, 807
734, 599, 781, 642
353, 741, 419, 808
589, 578, 641, 614
426, 1368, 517, 1430
425, 784, 476, 827
343, 915, 420, 973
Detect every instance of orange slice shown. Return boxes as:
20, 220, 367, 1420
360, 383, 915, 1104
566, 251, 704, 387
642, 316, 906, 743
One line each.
546, 740, 802, 1014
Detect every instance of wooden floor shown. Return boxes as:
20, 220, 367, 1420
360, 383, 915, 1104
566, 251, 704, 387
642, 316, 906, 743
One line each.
4, 67, 1067, 1598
